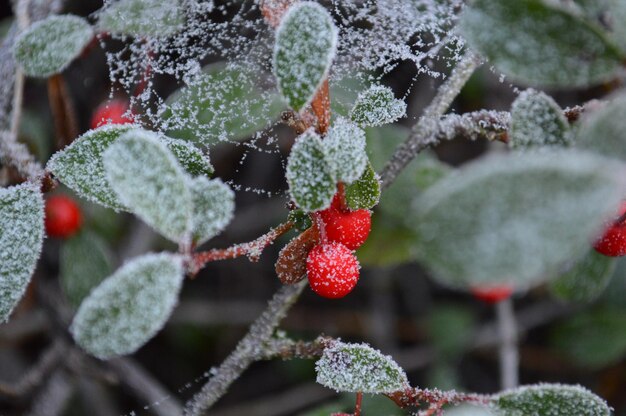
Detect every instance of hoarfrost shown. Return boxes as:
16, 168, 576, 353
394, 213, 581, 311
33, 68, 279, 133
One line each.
98, 0, 186, 38
350, 85, 407, 127
159, 136, 213, 177
323, 118, 367, 184
189, 177, 235, 245
70, 253, 184, 359
577, 93, 626, 162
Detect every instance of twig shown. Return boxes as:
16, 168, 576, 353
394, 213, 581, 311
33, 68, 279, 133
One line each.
496, 298, 519, 390
47, 74, 79, 148
354, 392, 363, 416
26, 369, 74, 416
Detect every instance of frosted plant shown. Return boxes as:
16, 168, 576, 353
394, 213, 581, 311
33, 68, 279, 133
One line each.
323, 117, 367, 184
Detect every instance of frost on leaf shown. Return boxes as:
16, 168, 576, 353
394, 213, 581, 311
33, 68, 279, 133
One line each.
577, 93, 626, 162
47, 125, 135, 210
459, 0, 624, 88
103, 130, 193, 244
13, 15, 94, 78
345, 162, 380, 210
60, 231, 113, 309
161, 63, 284, 146
0, 184, 44, 322
550, 250, 616, 303
273, 2, 338, 111
493, 384, 610, 416
323, 118, 367, 184
189, 177, 235, 245
445, 405, 494, 416
509, 89, 571, 149
315, 341, 408, 394
159, 136, 213, 177
97, 0, 185, 38
70, 253, 184, 359
350, 85, 406, 127
286, 129, 336, 212
412, 150, 625, 289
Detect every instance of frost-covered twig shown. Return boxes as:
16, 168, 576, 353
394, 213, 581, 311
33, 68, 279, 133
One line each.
183, 280, 307, 415
379, 51, 483, 190
496, 298, 519, 390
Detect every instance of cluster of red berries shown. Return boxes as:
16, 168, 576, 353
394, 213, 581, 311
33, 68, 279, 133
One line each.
593, 201, 626, 257
306, 194, 371, 299
45, 195, 82, 239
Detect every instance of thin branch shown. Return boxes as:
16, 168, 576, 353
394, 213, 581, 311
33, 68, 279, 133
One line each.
26, 369, 74, 416
496, 298, 519, 390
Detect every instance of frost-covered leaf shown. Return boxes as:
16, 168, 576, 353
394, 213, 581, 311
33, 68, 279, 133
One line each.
160, 137, 213, 177
509, 89, 571, 149
550, 250, 616, 303
189, 177, 234, 245
286, 129, 336, 212
98, 0, 185, 38
0, 184, 44, 322
608, 0, 626, 50
288, 209, 313, 232
345, 162, 380, 210
60, 231, 113, 309
13, 15, 94, 78
273, 2, 338, 111
323, 118, 367, 184
445, 405, 494, 416
103, 130, 192, 243
47, 125, 135, 210
276, 226, 318, 285
412, 150, 625, 288
459, 0, 624, 88
493, 384, 610, 416
71, 253, 184, 359
162, 63, 285, 145
316, 341, 408, 394
577, 94, 626, 162
350, 85, 406, 127
550, 307, 626, 369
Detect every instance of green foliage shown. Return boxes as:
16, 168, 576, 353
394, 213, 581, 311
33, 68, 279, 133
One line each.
288, 209, 313, 232
97, 0, 185, 38
577, 93, 626, 161
13, 15, 94, 78
493, 384, 610, 416
460, 0, 624, 88
103, 130, 192, 243
345, 162, 380, 210
286, 129, 336, 212
509, 89, 571, 149
160, 137, 213, 177
0, 184, 44, 322
412, 150, 624, 288
273, 2, 338, 111
71, 253, 184, 359
550, 250, 616, 303
358, 216, 414, 267
60, 231, 114, 309
189, 177, 235, 245
323, 118, 368, 184
350, 85, 406, 127
315, 341, 408, 394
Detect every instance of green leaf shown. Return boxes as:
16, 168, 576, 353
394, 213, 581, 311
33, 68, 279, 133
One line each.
345, 162, 380, 210
97, 0, 185, 38
459, 0, 624, 88
189, 177, 235, 245
71, 253, 184, 359
103, 130, 192, 244
350, 85, 406, 127
160, 137, 213, 177
509, 89, 572, 149
13, 15, 94, 78
273, 2, 338, 111
550, 250, 616, 303
494, 384, 610, 416
0, 184, 44, 322
47, 125, 135, 210
323, 118, 367, 184
161, 63, 285, 145
445, 405, 494, 416
577, 93, 626, 161
286, 129, 336, 212
608, 0, 626, 50
357, 216, 414, 267
551, 307, 626, 369
315, 341, 408, 394
60, 231, 114, 309
288, 209, 313, 232
412, 150, 625, 288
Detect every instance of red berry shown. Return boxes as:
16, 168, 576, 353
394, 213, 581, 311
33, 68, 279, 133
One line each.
470, 285, 513, 304
306, 242, 360, 299
319, 207, 371, 250
91, 99, 135, 129
45, 195, 82, 239
593, 201, 626, 257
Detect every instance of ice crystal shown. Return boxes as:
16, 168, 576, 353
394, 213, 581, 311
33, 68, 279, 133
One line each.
445, 405, 493, 416
350, 85, 406, 127
98, 0, 185, 38
189, 176, 235, 245
315, 341, 408, 394
71, 253, 184, 359
13, 15, 94, 78
323, 118, 367, 184
159, 136, 213, 177
103, 130, 193, 244
0, 183, 44, 322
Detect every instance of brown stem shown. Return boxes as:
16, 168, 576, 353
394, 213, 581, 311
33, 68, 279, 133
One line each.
260, 0, 296, 28
311, 78, 331, 135
354, 392, 363, 416
47, 74, 78, 149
